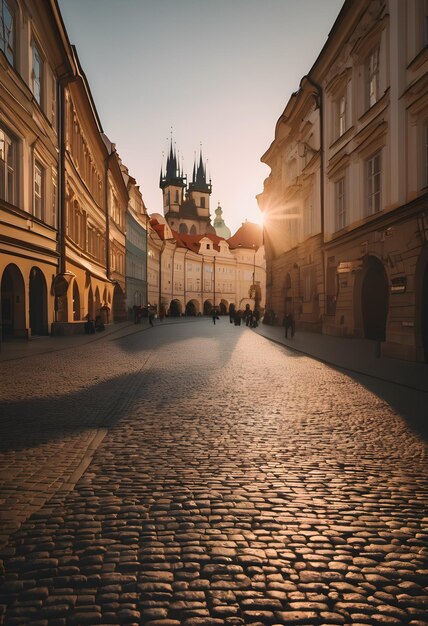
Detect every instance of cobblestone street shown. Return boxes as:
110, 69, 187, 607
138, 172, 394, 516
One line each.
0, 319, 427, 626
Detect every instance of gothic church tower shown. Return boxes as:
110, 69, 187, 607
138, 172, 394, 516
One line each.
160, 141, 214, 235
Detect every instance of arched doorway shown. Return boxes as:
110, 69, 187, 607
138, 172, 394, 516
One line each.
185, 299, 199, 316
190, 225, 197, 235
95, 287, 101, 317
113, 283, 126, 322
29, 267, 48, 335
179, 223, 188, 234
219, 299, 228, 315
1, 264, 26, 338
73, 281, 80, 321
203, 299, 213, 315
361, 256, 388, 341
88, 286, 94, 320
421, 262, 428, 362
169, 299, 182, 317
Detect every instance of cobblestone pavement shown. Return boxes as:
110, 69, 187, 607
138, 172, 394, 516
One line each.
0, 320, 427, 625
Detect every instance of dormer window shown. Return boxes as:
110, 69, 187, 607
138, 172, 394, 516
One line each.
207, 243, 210, 249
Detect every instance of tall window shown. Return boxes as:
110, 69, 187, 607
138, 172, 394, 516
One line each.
366, 153, 382, 216
200, 196, 205, 208
335, 178, 346, 230
0, 0, 14, 65
366, 47, 380, 108
34, 161, 44, 220
0, 125, 17, 205
338, 95, 346, 137
303, 195, 314, 237
51, 170, 57, 228
32, 40, 43, 106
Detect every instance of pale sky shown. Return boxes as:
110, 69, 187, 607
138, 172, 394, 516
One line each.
58, 0, 344, 235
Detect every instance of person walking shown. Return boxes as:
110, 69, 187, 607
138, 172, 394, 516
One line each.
284, 313, 295, 338
148, 307, 155, 327
212, 309, 219, 325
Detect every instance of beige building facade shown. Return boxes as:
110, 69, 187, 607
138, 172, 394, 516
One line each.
258, 0, 428, 362
147, 216, 265, 317
0, 0, 73, 338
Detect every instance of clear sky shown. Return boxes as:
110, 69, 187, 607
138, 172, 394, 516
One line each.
58, 0, 344, 235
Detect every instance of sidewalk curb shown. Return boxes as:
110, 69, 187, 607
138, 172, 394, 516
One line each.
254, 327, 428, 394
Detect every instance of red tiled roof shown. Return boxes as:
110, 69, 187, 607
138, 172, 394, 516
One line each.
227, 221, 263, 249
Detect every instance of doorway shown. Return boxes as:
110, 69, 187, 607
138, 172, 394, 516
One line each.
361, 256, 388, 341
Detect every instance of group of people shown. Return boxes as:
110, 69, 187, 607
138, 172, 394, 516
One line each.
84, 315, 105, 334
227, 304, 260, 328
132, 304, 164, 326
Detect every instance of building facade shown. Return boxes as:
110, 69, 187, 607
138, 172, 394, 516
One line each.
147, 216, 266, 317
258, 0, 428, 362
0, 0, 73, 338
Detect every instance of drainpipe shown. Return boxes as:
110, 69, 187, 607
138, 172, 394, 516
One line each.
171, 244, 176, 310
201, 255, 204, 313
104, 153, 113, 280
302, 74, 325, 316
58, 76, 72, 276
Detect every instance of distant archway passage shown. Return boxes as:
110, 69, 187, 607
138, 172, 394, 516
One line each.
422, 261, 428, 363
29, 267, 48, 335
113, 284, 127, 322
73, 281, 81, 321
219, 299, 228, 315
361, 256, 388, 341
169, 299, 182, 317
185, 300, 199, 316
203, 300, 213, 315
88, 287, 94, 320
1, 264, 26, 338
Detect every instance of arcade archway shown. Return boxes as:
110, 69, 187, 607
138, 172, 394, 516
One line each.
185, 299, 199, 316
361, 256, 388, 341
29, 267, 48, 335
1, 264, 26, 338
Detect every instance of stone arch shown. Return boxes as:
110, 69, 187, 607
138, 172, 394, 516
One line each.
203, 299, 213, 315
88, 286, 94, 320
169, 299, 182, 317
190, 225, 197, 235
29, 266, 48, 335
1, 263, 26, 338
72, 280, 81, 320
357, 255, 389, 341
185, 299, 199, 316
219, 299, 228, 315
179, 223, 188, 234
113, 283, 126, 322
95, 286, 101, 317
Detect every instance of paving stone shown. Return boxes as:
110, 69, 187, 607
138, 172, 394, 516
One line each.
0, 321, 427, 623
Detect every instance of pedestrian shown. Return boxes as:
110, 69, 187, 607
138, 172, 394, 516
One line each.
284, 313, 295, 338
212, 309, 219, 324
253, 308, 260, 328
148, 307, 155, 327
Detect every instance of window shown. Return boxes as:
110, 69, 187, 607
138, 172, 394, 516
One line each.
32, 40, 43, 106
302, 266, 315, 302
0, 0, 14, 65
0, 125, 17, 205
303, 196, 314, 237
200, 196, 205, 208
366, 47, 380, 109
335, 178, 346, 230
51, 75, 57, 128
338, 95, 346, 137
366, 153, 382, 215
51, 169, 57, 228
34, 161, 44, 220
